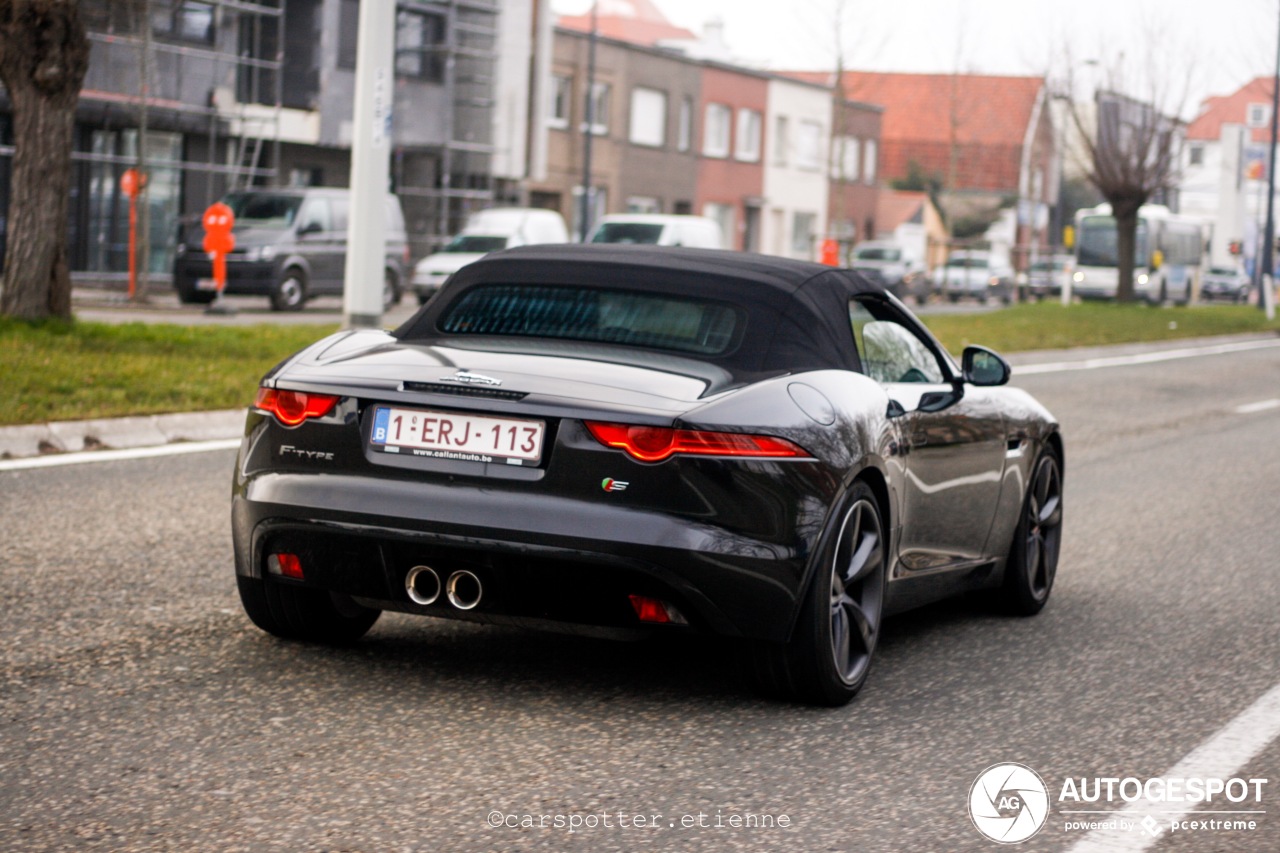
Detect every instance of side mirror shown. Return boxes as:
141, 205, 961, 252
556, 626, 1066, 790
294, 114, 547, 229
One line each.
298, 221, 323, 236
962, 345, 1011, 386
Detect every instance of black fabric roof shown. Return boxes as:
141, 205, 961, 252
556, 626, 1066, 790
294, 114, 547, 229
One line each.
395, 245, 888, 378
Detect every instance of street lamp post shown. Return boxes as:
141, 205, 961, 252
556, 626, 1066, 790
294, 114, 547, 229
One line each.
1263, 1, 1280, 319
578, 3, 598, 242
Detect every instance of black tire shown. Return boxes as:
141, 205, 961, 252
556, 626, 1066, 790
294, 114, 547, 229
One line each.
755, 481, 887, 706
236, 574, 380, 644
270, 269, 307, 312
997, 446, 1063, 615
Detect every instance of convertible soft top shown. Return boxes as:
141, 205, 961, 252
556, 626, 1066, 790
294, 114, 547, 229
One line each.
395, 245, 887, 377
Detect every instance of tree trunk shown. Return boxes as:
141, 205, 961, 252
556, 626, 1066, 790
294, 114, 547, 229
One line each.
0, 1, 90, 321
1112, 200, 1141, 304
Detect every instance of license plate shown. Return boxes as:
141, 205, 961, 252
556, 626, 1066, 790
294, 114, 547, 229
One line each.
370, 406, 545, 465
196, 278, 218, 291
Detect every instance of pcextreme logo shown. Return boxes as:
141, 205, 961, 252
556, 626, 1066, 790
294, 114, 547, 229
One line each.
968, 764, 1268, 845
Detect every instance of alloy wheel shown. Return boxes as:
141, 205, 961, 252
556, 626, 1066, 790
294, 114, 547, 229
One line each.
829, 498, 886, 685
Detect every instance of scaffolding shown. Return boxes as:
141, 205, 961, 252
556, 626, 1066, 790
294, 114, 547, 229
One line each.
393, 0, 499, 258
48, 0, 284, 284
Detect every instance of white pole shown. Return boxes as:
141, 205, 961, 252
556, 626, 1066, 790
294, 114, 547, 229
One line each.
343, 0, 395, 329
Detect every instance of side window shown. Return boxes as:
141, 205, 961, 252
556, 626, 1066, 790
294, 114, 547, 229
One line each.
849, 299, 945, 384
297, 198, 331, 234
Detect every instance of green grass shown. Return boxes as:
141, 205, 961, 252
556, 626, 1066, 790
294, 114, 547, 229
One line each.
922, 301, 1280, 356
0, 318, 337, 426
2, 302, 1278, 426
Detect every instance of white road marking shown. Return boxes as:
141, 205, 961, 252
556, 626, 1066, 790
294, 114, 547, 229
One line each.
1014, 338, 1280, 375
1235, 399, 1280, 415
0, 438, 241, 472
1065, 681, 1280, 852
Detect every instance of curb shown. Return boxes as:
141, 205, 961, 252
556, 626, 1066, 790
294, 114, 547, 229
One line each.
0, 409, 244, 460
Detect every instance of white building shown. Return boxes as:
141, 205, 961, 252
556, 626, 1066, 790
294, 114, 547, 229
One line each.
762, 76, 830, 261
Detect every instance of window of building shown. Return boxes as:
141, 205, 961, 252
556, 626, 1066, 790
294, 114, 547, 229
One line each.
677, 97, 693, 152
152, 1, 216, 43
831, 135, 860, 181
396, 9, 446, 81
863, 139, 878, 184
703, 103, 731, 158
796, 120, 824, 171
1188, 142, 1205, 167
773, 115, 789, 166
735, 108, 761, 162
1248, 103, 1272, 128
585, 82, 611, 135
549, 75, 572, 129
792, 211, 816, 255
338, 0, 359, 68
626, 196, 661, 213
629, 87, 667, 148
703, 202, 734, 248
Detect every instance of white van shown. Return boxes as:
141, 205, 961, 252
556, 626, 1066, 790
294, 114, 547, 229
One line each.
589, 214, 724, 249
412, 207, 569, 303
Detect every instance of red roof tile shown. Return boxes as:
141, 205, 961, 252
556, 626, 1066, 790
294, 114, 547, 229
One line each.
557, 0, 696, 47
829, 72, 1044, 147
1187, 77, 1276, 144
876, 190, 927, 232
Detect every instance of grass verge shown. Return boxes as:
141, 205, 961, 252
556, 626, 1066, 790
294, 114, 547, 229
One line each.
0, 319, 337, 426
2, 302, 1278, 426
922, 301, 1280, 355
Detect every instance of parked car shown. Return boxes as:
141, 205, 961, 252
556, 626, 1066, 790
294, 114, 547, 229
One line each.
1200, 265, 1251, 303
412, 208, 569, 304
934, 250, 1014, 303
589, 214, 723, 249
232, 245, 1064, 706
173, 187, 409, 311
849, 240, 930, 302
1026, 254, 1073, 300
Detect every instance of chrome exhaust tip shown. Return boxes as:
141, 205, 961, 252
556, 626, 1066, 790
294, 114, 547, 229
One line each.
446, 570, 483, 611
405, 565, 442, 606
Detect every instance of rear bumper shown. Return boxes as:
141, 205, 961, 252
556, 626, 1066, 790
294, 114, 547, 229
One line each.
231, 415, 837, 643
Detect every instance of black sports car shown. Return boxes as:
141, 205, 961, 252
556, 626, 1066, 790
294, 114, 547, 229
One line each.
232, 245, 1063, 705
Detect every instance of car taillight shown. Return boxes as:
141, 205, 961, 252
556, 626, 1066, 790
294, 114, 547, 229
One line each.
255, 387, 339, 427
584, 421, 811, 463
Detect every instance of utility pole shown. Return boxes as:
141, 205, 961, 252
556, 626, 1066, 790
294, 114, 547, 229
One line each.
343, 0, 395, 329
578, 2, 598, 242
1263, 0, 1280, 319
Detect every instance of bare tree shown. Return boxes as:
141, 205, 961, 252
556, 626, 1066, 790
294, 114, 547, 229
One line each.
0, 0, 90, 321
1061, 39, 1191, 303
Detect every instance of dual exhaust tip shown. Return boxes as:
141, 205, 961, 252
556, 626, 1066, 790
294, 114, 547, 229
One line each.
405, 565, 482, 611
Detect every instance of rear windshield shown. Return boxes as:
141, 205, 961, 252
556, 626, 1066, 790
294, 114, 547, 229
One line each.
946, 256, 989, 268
444, 235, 509, 253
591, 223, 664, 244
855, 247, 901, 261
438, 284, 742, 355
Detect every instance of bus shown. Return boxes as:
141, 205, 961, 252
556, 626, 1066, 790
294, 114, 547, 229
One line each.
1070, 204, 1206, 303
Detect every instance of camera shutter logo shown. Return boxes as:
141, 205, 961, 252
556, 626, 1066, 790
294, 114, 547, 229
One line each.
969, 763, 1050, 844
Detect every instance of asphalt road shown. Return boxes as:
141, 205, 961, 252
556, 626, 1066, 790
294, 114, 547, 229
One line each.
2, 342, 1279, 852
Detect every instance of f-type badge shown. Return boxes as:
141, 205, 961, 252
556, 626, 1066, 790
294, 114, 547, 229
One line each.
439, 370, 502, 387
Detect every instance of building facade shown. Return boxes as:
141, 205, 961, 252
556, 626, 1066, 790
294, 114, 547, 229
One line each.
0, 0, 518, 282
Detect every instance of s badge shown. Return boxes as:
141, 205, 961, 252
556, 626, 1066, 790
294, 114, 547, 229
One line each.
602, 478, 629, 493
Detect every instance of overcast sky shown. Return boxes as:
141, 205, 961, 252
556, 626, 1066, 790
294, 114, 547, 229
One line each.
551, 0, 1279, 117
